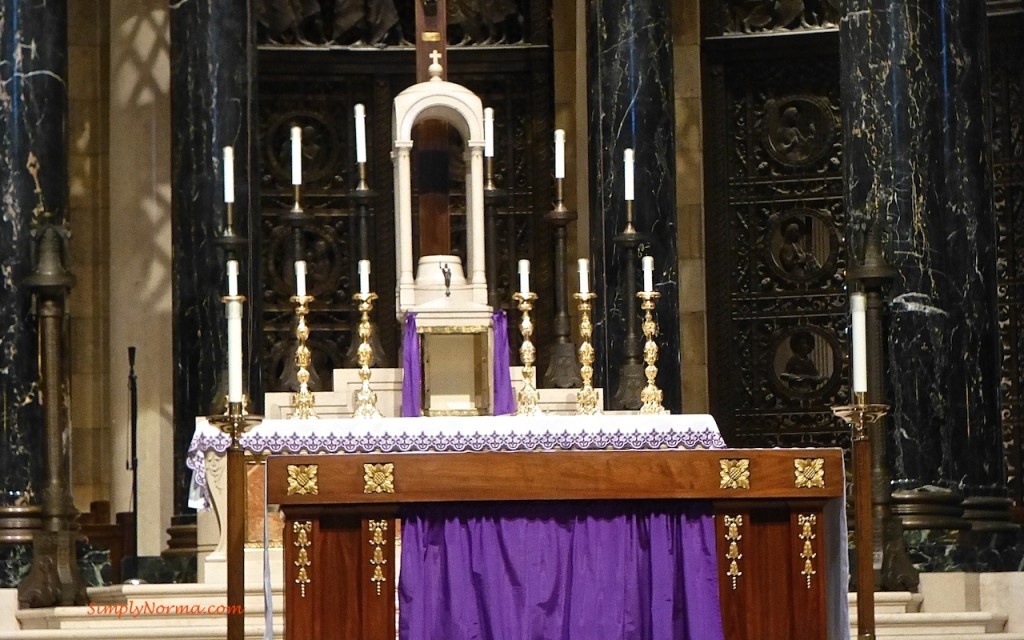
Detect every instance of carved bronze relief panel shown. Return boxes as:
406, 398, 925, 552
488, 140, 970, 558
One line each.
706, 54, 850, 448
712, 0, 840, 36
989, 21, 1024, 505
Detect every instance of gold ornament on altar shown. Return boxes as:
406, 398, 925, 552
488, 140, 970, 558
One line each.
290, 293, 317, 419
353, 292, 383, 419
514, 291, 543, 416
574, 291, 601, 415
637, 290, 668, 414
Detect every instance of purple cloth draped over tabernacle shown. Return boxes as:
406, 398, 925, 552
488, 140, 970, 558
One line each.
401, 313, 421, 417
398, 501, 725, 640
491, 311, 515, 415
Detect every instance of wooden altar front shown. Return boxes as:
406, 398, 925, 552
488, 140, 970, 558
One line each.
267, 448, 846, 640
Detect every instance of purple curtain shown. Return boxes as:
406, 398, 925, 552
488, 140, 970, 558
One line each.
401, 313, 421, 417
491, 311, 516, 415
399, 501, 724, 640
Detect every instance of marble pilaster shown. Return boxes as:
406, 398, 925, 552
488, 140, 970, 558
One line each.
840, 0, 1005, 518
586, 0, 680, 411
169, 0, 260, 516
0, 0, 69, 584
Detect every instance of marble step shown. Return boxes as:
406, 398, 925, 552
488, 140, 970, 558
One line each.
849, 611, 1012, 636
849, 591, 924, 614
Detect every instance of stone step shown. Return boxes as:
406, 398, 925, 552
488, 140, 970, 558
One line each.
849, 611, 1009, 636
849, 591, 924, 614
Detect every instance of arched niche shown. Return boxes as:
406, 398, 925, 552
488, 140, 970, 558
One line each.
392, 72, 488, 315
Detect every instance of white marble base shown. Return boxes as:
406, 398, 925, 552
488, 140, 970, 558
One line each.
0, 589, 19, 631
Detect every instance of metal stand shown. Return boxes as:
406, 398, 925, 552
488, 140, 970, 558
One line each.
574, 292, 601, 415
833, 392, 888, 640
208, 402, 262, 640
282, 184, 321, 395
18, 225, 86, 608
353, 292, 383, 419
346, 162, 385, 367
613, 202, 648, 409
513, 291, 543, 416
637, 291, 668, 414
290, 293, 317, 418
543, 177, 583, 388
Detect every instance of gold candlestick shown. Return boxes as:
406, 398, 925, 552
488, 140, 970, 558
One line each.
637, 291, 667, 414
832, 391, 888, 640
513, 291, 543, 416
289, 294, 317, 419
353, 292, 383, 419
574, 291, 601, 415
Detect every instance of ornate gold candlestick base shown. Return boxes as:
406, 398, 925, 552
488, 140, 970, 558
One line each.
513, 291, 543, 416
290, 294, 317, 419
353, 292, 383, 419
832, 391, 888, 640
208, 401, 262, 640
637, 291, 668, 414
574, 292, 602, 415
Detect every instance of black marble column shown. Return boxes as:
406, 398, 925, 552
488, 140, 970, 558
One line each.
840, 1, 1006, 525
170, 0, 260, 518
586, 0, 680, 411
0, 0, 68, 585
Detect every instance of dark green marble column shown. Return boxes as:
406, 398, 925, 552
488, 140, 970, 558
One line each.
170, 1, 260, 522
586, 0, 680, 411
0, 0, 68, 586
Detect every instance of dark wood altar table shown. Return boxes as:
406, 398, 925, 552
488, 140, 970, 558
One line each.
267, 448, 847, 640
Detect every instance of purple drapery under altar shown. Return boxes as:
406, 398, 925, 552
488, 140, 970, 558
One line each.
401, 311, 516, 416
399, 500, 725, 640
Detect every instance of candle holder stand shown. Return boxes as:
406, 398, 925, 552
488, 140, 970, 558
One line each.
542, 178, 584, 388
637, 291, 668, 414
573, 292, 601, 415
353, 292, 383, 419
289, 294, 317, 419
345, 164, 387, 367
513, 291, 543, 416
208, 399, 263, 640
832, 391, 888, 640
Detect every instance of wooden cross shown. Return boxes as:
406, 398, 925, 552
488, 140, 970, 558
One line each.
415, 0, 451, 255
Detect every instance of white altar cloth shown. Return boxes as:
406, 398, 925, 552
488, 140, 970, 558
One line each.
187, 414, 726, 509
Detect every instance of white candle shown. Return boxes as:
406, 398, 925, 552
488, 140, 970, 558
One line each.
291, 126, 302, 185
358, 259, 371, 295
223, 146, 235, 204
354, 104, 367, 164
295, 260, 307, 297
484, 107, 494, 158
554, 129, 565, 179
578, 258, 590, 295
518, 259, 530, 296
624, 148, 635, 201
226, 259, 242, 403
851, 292, 868, 394
642, 256, 654, 294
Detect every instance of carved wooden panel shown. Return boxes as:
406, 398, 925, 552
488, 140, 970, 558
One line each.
990, 18, 1024, 506
257, 42, 554, 391
705, 51, 850, 449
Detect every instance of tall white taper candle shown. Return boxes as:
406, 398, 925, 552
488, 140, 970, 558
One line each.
624, 148, 635, 201
359, 259, 371, 295
226, 260, 243, 403
223, 146, 235, 204
291, 126, 302, 185
851, 291, 867, 394
642, 256, 654, 294
554, 129, 565, 179
354, 104, 367, 164
295, 260, 307, 298
484, 107, 494, 158
578, 258, 590, 295
518, 259, 530, 296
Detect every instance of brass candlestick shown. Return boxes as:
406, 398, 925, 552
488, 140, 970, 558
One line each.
637, 291, 667, 414
513, 291, 543, 416
832, 391, 888, 640
574, 292, 601, 415
290, 294, 317, 419
353, 292, 383, 419
208, 400, 262, 640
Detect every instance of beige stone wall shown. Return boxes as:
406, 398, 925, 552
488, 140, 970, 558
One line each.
673, 0, 709, 413
68, 0, 111, 515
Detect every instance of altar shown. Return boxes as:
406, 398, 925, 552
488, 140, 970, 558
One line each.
188, 415, 848, 640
